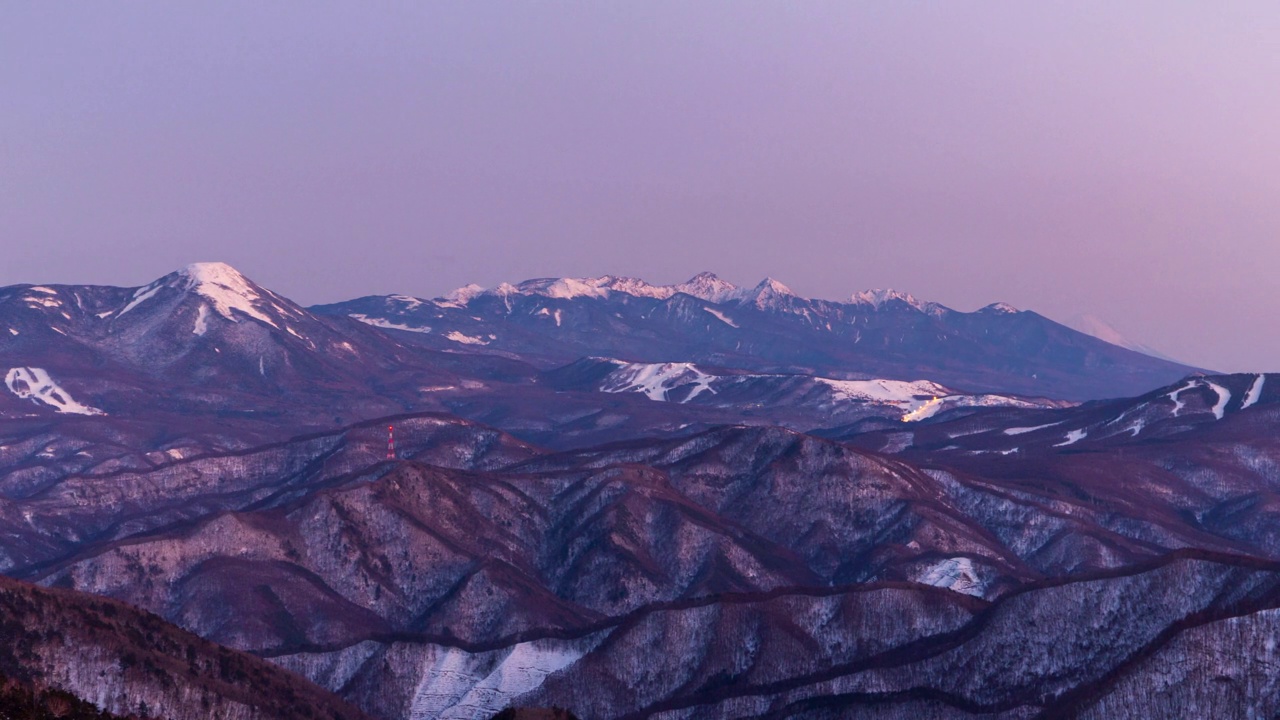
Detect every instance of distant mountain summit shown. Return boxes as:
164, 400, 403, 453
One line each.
0, 262, 451, 427
1065, 312, 1181, 363
316, 271, 1203, 401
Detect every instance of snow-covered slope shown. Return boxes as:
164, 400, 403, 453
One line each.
559, 359, 1059, 423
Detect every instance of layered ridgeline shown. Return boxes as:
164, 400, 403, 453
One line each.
2, 263, 1266, 719
4, 372, 1280, 718
317, 272, 1199, 401
0, 263, 1117, 448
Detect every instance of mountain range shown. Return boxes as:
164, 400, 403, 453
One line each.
2, 263, 1274, 719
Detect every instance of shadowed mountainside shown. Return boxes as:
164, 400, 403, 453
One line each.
0, 573, 373, 720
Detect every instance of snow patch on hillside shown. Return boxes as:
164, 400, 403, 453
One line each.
1243, 375, 1266, 410
1167, 381, 1197, 416
902, 396, 945, 421
1167, 379, 1232, 420
601, 363, 716, 402
5, 367, 103, 415
916, 557, 985, 596
1206, 381, 1231, 420
1055, 429, 1088, 447
350, 314, 432, 334
704, 307, 739, 327
1005, 422, 1062, 435
818, 378, 949, 410
117, 282, 163, 317
445, 331, 488, 345
409, 640, 588, 720
192, 305, 210, 336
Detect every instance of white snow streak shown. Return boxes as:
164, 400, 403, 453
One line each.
349, 313, 432, 334
1168, 378, 1232, 420
4, 367, 104, 415
445, 331, 489, 345
1004, 422, 1062, 435
1243, 375, 1266, 410
704, 307, 739, 328
192, 304, 210, 336
1206, 381, 1231, 420
1167, 381, 1197, 417
117, 283, 163, 316
1055, 429, 1088, 447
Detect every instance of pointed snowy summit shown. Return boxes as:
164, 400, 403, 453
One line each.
979, 302, 1019, 314
851, 288, 949, 316
112, 262, 301, 331
673, 272, 741, 303
740, 277, 797, 309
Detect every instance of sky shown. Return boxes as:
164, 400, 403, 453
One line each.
3, 2, 1279, 371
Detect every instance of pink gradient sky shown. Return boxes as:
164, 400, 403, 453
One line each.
3, 2, 1279, 371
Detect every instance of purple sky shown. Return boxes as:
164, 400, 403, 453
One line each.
4, 3, 1279, 371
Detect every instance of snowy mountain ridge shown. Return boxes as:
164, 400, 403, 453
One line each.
442, 272, 961, 312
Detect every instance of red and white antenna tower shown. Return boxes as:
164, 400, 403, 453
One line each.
387, 425, 396, 460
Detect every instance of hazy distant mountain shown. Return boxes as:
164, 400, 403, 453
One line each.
316, 272, 1203, 401
1064, 312, 1183, 363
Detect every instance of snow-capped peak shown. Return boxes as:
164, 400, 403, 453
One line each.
178, 262, 282, 327
439, 283, 485, 307
852, 289, 921, 309
181, 262, 254, 294
979, 302, 1019, 314
850, 289, 949, 316
737, 277, 797, 309
673, 272, 741, 303
596, 275, 677, 299
754, 277, 794, 295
